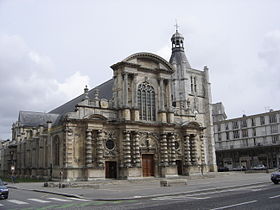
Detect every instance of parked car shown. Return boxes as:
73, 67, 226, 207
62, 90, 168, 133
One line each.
271, 169, 280, 184
251, 164, 266, 170
232, 166, 247, 171
218, 166, 229, 172
0, 179, 8, 199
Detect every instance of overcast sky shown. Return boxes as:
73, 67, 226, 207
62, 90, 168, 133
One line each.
0, 0, 279, 139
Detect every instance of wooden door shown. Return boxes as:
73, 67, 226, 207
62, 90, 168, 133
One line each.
142, 154, 154, 176
105, 161, 117, 178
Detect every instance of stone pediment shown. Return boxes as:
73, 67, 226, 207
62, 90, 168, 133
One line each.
111, 52, 174, 73
83, 114, 107, 120
182, 121, 203, 129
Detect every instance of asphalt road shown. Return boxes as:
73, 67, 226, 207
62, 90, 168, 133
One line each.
1, 182, 280, 209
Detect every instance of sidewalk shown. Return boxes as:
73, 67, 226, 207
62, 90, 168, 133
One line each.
8, 172, 271, 201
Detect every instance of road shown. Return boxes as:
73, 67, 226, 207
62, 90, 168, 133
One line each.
1, 182, 280, 209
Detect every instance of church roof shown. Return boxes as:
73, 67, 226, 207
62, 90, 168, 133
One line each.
49, 79, 113, 115
18, 111, 60, 127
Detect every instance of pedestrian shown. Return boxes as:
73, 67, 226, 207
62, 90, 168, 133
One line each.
11, 175, 16, 183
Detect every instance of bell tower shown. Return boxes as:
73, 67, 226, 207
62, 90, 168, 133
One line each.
169, 27, 191, 109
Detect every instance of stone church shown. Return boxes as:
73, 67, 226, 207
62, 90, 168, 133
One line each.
5, 30, 217, 180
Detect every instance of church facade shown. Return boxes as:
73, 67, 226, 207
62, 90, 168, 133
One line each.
3, 30, 217, 180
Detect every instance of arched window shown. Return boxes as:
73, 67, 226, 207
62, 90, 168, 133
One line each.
137, 82, 156, 121
53, 136, 60, 166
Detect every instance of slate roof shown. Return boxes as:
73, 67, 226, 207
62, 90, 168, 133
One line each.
18, 111, 60, 127
49, 79, 113, 115
169, 50, 191, 69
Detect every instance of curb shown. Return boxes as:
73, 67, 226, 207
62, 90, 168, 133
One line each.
8, 181, 271, 201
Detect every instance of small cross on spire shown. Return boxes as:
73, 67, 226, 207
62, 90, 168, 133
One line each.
174, 19, 179, 32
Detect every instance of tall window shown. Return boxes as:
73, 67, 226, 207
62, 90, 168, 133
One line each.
53, 136, 60, 166
252, 128, 256, 136
260, 116, 265, 125
233, 130, 240, 139
251, 118, 255, 126
226, 132, 230, 140
272, 135, 279, 144
269, 114, 277, 123
271, 125, 278, 134
225, 123, 229, 130
242, 129, 248, 137
241, 120, 247, 128
137, 82, 156, 121
233, 121, 239, 129
191, 76, 197, 93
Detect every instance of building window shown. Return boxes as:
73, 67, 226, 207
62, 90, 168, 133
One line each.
191, 76, 193, 92
53, 136, 60, 166
251, 118, 255, 126
242, 129, 248, 137
226, 132, 230, 140
137, 82, 156, 121
260, 116, 265, 125
218, 133, 221, 141
191, 76, 197, 93
253, 138, 256, 145
233, 130, 239, 139
225, 123, 229, 130
271, 125, 278, 134
252, 128, 256, 136
272, 135, 279, 144
269, 114, 277, 123
242, 139, 248, 147
217, 124, 221, 132
233, 121, 239, 129
241, 120, 247, 128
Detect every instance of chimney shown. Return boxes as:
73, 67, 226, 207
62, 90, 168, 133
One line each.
47, 121, 52, 132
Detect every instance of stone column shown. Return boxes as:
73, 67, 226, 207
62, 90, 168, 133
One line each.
133, 132, 141, 167
190, 135, 198, 165
123, 131, 132, 168
184, 134, 191, 166
200, 135, 206, 165
65, 128, 73, 167
160, 133, 169, 166
85, 129, 93, 167
96, 130, 104, 167
170, 133, 176, 166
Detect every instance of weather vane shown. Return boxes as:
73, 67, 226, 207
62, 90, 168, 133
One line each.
174, 19, 179, 32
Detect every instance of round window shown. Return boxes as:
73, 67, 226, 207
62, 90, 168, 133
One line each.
106, 139, 115, 150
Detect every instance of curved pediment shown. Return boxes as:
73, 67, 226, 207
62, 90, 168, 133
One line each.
182, 121, 203, 129
123, 52, 174, 73
83, 114, 107, 120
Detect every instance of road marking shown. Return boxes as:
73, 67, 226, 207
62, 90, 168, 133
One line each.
210, 200, 257, 210
28, 198, 51, 203
0, 204, 3, 206
48, 197, 72, 202
152, 195, 211, 201
251, 189, 262, 191
7, 199, 29, 204
269, 195, 280, 199
66, 197, 91, 201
